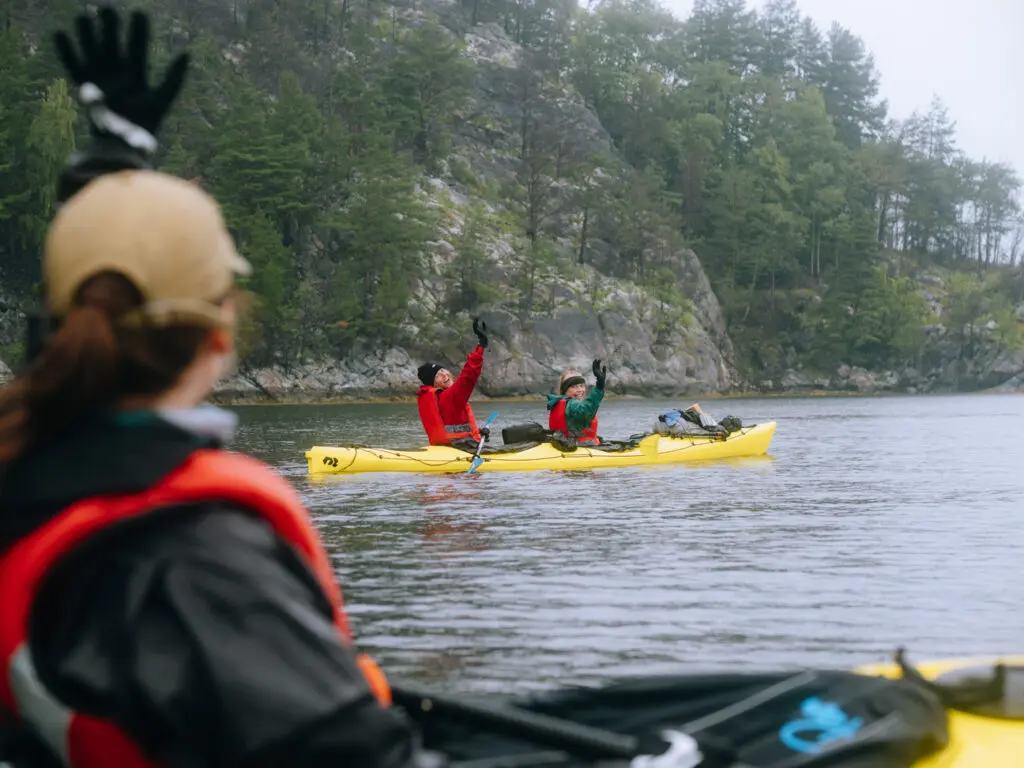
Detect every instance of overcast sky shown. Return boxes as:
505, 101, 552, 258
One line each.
661, 0, 1023, 180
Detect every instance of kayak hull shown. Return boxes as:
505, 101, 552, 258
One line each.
305, 421, 777, 475
857, 655, 1024, 767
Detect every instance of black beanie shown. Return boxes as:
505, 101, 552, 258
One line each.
418, 362, 443, 386
559, 375, 586, 395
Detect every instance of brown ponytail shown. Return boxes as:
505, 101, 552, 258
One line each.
0, 272, 212, 464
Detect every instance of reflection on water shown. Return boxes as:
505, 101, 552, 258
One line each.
232, 394, 1024, 694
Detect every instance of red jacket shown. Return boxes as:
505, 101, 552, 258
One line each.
548, 398, 599, 445
417, 345, 484, 445
0, 449, 391, 768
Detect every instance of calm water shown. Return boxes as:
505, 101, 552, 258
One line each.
231, 394, 1023, 694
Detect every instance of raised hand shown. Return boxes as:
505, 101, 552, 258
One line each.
472, 317, 488, 349
54, 7, 189, 155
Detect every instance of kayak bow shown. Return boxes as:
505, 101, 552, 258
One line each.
857, 654, 1024, 767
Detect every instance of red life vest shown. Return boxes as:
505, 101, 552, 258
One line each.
549, 399, 599, 446
417, 386, 480, 445
0, 449, 391, 768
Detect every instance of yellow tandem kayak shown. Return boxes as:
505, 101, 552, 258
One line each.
856, 655, 1024, 767
305, 421, 776, 475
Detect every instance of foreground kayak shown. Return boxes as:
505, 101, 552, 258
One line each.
409, 654, 1024, 767
306, 421, 776, 475
857, 655, 1024, 767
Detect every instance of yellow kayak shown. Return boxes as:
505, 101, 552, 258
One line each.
856, 654, 1024, 766
305, 421, 776, 475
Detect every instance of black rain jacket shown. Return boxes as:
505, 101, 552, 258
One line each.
0, 411, 439, 768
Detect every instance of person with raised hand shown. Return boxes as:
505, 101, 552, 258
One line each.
0, 7, 444, 768
546, 358, 607, 446
416, 317, 489, 449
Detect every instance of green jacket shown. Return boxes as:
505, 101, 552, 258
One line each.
545, 388, 605, 434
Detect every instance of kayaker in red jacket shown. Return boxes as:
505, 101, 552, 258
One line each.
416, 319, 489, 448
0, 9, 443, 768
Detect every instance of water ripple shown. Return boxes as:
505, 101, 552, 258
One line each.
232, 394, 1024, 693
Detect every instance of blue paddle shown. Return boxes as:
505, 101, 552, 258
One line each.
467, 412, 499, 474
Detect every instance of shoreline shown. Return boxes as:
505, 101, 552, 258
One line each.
210, 386, 1021, 408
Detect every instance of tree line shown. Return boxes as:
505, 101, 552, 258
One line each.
2, 0, 1021, 376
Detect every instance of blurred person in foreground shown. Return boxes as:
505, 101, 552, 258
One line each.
0, 7, 443, 768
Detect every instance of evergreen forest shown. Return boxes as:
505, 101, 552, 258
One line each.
2, 0, 1022, 389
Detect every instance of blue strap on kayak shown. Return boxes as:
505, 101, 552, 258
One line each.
467, 412, 499, 474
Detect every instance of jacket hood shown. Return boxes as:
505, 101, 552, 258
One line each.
417, 383, 446, 395
546, 393, 569, 411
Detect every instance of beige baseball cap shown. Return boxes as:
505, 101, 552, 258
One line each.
44, 169, 252, 328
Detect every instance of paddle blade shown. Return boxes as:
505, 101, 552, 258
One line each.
467, 412, 497, 474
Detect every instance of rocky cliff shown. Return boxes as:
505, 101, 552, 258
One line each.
213, 14, 736, 403
214, 282, 732, 402
4, 2, 1022, 403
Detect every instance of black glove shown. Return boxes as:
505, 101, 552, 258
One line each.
479, 426, 491, 440
54, 8, 189, 200
55, 7, 188, 151
472, 317, 488, 349
592, 358, 607, 391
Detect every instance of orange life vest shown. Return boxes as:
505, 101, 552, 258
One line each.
0, 449, 391, 768
417, 386, 480, 445
548, 399, 599, 446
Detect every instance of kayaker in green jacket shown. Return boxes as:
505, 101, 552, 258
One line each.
546, 359, 607, 446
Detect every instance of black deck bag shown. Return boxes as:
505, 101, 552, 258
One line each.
502, 422, 549, 445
